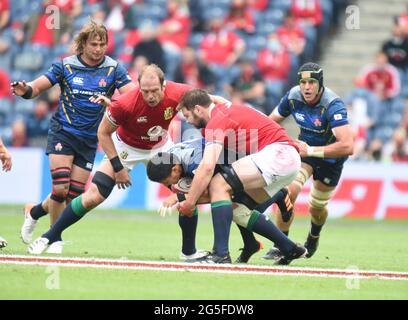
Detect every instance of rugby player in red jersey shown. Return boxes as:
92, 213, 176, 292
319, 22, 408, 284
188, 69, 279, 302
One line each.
28, 65, 228, 255
177, 88, 307, 263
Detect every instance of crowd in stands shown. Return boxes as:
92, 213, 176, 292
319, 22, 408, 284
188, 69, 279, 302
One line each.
5, 0, 407, 164
345, 7, 408, 162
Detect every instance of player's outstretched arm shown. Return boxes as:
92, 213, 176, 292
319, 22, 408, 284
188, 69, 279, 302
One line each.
10, 76, 53, 99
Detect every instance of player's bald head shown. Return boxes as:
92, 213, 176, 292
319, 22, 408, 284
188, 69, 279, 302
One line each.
138, 64, 165, 87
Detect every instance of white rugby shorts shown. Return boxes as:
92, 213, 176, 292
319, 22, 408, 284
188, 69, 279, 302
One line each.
249, 142, 301, 197
105, 132, 174, 171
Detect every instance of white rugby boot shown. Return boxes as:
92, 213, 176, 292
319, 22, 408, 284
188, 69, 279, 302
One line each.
46, 241, 63, 254
28, 237, 49, 254
20, 203, 38, 244
179, 249, 209, 261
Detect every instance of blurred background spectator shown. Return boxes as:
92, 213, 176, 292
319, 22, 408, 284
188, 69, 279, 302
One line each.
0, 0, 405, 164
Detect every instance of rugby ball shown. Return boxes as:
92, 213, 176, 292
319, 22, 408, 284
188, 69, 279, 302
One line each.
171, 177, 192, 193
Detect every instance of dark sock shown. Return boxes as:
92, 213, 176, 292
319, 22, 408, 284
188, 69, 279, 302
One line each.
248, 211, 295, 255
254, 190, 284, 213
310, 222, 323, 237
42, 196, 89, 243
211, 201, 233, 256
30, 203, 48, 220
236, 224, 258, 250
179, 208, 198, 256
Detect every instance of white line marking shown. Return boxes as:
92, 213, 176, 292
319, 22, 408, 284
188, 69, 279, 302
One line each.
1, 255, 407, 281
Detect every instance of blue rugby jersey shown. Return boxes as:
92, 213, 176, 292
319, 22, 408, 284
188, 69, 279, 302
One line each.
44, 55, 131, 138
167, 139, 206, 177
276, 86, 349, 164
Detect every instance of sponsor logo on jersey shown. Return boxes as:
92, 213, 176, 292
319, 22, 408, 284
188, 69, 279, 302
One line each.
120, 150, 129, 160
137, 116, 148, 123
55, 142, 63, 151
313, 118, 322, 127
73, 77, 84, 85
295, 113, 305, 122
334, 114, 343, 120
99, 78, 107, 87
147, 125, 165, 141
86, 162, 93, 170
164, 107, 173, 120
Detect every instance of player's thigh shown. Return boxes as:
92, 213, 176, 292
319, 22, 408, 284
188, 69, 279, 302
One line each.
70, 164, 92, 185
48, 153, 74, 171
313, 179, 336, 193
231, 156, 266, 190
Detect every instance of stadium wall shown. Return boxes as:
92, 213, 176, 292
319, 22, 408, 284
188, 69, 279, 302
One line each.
0, 148, 407, 220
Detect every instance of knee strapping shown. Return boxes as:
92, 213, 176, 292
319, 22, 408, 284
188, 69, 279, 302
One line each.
308, 186, 334, 210
293, 167, 311, 189
67, 180, 86, 200
92, 171, 115, 199
232, 204, 253, 228
51, 167, 71, 202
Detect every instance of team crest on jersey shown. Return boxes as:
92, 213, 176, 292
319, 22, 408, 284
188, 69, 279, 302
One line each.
55, 142, 63, 151
313, 118, 322, 127
164, 107, 173, 120
99, 78, 107, 87
120, 150, 129, 160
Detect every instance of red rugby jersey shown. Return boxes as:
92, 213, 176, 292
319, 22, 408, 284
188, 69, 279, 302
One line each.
107, 81, 192, 149
204, 103, 298, 154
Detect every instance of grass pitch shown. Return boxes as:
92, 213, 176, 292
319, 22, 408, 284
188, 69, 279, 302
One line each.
0, 205, 407, 300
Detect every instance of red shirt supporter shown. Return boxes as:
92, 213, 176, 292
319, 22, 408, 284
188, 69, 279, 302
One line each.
204, 103, 298, 154
199, 30, 245, 65
224, 0, 255, 34
256, 47, 291, 81
158, 2, 190, 50
0, 69, 11, 98
119, 29, 142, 64
248, 0, 268, 11
290, 0, 322, 27
107, 81, 192, 149
30, 14, 54, 46
361, 58, 401, 100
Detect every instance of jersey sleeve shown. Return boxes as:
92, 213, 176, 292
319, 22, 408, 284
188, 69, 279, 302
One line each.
44, 61, 64, 86
114, 62, 132, 89
204, 115, 228, 146
106, 93, 130, 126
327, 99, 349, 129
276, 92, 291, 117
169, 82, 194, 103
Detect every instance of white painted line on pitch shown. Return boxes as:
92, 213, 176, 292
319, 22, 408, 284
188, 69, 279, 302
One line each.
1, 254, 407, 281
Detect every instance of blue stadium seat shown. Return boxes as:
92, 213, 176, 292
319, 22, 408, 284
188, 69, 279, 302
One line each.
188, 32, 205, 49
247, 35, 267, 51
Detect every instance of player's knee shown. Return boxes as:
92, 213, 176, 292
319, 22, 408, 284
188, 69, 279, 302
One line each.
292, 167, 311, 192
232, 204, 252, 228
67, 180, 86, 201
50, 167, 71, 202
308, 186, 333, 212
91, 171, 115, 200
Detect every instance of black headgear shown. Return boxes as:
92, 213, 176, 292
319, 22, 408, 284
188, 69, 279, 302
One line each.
298, 62, 324, 92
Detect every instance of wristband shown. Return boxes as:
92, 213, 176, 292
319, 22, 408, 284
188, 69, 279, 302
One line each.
307, 146, 324, 158
110, 156, 124, 172
21, 85, 33, 99
176, 192, 186, 202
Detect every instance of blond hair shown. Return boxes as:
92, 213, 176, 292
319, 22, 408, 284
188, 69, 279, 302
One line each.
73, 19, 108, 54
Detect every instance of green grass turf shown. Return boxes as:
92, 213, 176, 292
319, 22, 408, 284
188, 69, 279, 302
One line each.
0, 205, 408, 299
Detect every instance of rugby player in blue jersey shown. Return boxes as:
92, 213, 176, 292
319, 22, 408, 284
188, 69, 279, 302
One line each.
264, 62, 354, 264
11, 20, 136, 253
